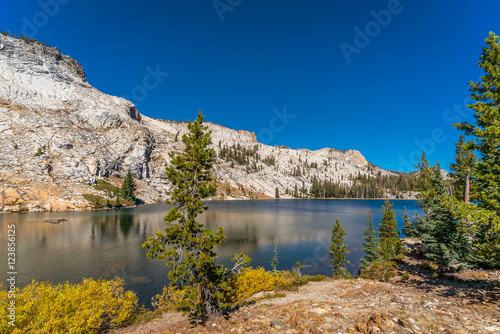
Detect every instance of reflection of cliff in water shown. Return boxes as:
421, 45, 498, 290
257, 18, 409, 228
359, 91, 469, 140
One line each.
0, 199, 420, 307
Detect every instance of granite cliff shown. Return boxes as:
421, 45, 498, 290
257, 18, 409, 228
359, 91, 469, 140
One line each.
0, 34, 402, 212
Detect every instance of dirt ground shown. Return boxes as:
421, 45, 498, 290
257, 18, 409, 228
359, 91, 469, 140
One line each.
111, 254, 500, 334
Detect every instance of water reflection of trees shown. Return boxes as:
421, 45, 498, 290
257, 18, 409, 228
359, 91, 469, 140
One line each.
204, 211, 259, 250
90, 214, 136, 242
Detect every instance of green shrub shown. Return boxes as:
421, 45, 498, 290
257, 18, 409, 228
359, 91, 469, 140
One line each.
82, 194, 104, 205
394, 253, 406, 263
359, 261, 397, 281
305, 275, 329, 282
94, 179, 120, 197
402, 271, 411, 280
0, 278, 138, 333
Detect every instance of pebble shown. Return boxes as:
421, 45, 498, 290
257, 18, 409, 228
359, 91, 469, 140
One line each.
484, 326, 500, 332
270, 320, 285, 329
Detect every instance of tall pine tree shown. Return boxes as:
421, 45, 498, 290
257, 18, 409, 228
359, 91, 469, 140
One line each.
143, 111, 249, 321
378, 199, 399, 239
329, 219, 352, 279
120, 170, 137, 203
415, 152, 432, 197
417, 164, 474, 266
401, 207, 418, 238
449, 135, 477, 203
454, 32, 500, 214
451, 32, 500, 262
360, 211, 381, 269
378, 199, 403, 261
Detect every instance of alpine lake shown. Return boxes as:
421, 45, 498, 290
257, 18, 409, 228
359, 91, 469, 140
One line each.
0, 199, 420, 307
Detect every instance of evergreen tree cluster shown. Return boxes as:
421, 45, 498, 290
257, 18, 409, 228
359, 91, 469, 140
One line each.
308, 171, 416, 199
217, 143, 277, 172
217, 138, 416, 200
379, 32, 500, 268
0, 27, 53, 48
407, 156, 476, 266
360, 200, 404, 271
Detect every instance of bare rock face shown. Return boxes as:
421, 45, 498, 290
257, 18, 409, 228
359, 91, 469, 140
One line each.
0, 34, 398, 212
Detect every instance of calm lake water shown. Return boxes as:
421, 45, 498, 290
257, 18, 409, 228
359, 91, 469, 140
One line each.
0, 199, 420, 306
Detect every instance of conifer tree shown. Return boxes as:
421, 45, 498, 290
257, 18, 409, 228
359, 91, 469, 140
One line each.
120, 170, 137, 203
415, 152, 432, 195
329, 219, 352, 279
143, 111, 249, 321
112, 196, 121, 208
401, 207, 418, 238
378, 199, 399, 239
417, 165, 474, 265
378, 199, 403, 261
275, 187, 280, 199
360, 211, 381, 269
449, 135, 477, 203
454, 32, 500, 214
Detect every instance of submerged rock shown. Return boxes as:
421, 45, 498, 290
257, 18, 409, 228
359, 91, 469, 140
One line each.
40, 218, 68, 224
131, 276, 153, 285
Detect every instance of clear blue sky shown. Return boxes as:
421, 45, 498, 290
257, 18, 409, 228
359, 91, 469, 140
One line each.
2, 1, 500, 172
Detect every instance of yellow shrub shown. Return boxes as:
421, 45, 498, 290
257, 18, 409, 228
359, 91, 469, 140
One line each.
231, 267, 294, 303
0, 278, 138, 334
151, 286, 186, 311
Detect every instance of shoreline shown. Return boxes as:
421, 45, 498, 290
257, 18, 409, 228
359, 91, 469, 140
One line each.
0, 197, 419, 215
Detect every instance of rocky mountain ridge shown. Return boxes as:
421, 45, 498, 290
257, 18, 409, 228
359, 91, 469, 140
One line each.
0, 34, 405, 212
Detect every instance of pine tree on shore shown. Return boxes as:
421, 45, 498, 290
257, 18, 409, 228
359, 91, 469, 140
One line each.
401, 207, 418, 238
378, 199, 399, 239
143, 111, 250, 322
454, 32, 500, 214
360, 211, 381, 269
120, 170, 137, 203
329, 219, 352, 279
